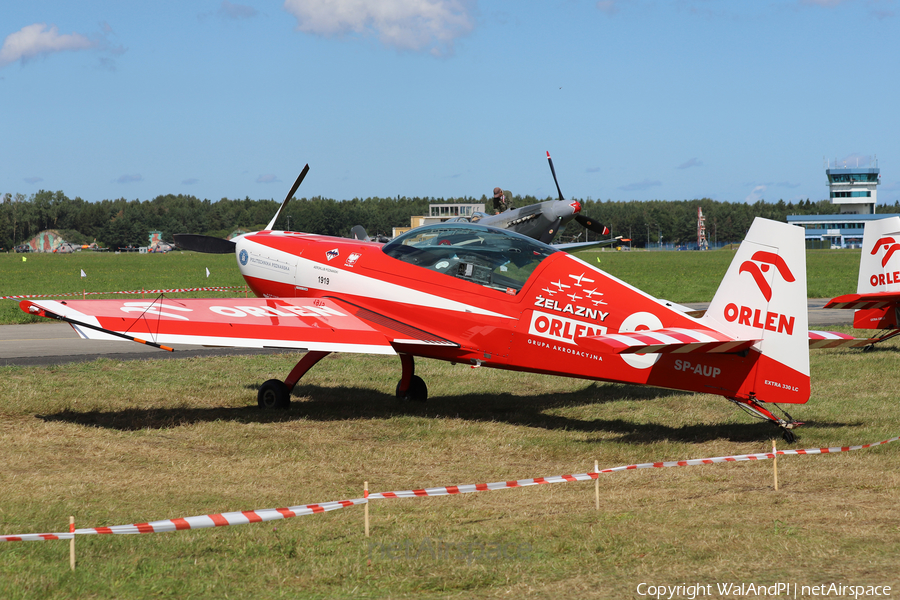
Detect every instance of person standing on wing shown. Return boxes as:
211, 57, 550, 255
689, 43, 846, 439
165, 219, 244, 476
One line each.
492, 187, 513, 214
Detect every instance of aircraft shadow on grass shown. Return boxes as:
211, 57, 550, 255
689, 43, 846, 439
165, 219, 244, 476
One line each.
37, 382, 859, 444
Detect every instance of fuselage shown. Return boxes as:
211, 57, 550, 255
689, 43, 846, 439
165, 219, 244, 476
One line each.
232, 223, 764, 400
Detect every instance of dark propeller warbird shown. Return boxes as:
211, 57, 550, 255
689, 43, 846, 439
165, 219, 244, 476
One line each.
449, 152, 616, 248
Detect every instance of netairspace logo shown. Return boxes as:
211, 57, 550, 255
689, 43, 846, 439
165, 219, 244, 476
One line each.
368, 538, 531, 564
635, 581, 893, 599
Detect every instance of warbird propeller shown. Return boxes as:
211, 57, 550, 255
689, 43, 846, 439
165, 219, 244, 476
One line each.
23, 165, 814, 442
449, 152, 615, 248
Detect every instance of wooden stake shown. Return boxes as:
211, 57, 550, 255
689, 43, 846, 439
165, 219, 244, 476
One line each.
364, 481, 370, 538
772, 440, 779, 491
69, 516, 75, 571
594, 460, 600, 511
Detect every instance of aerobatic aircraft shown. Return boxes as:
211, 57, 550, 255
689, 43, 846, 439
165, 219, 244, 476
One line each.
21, 166, 814, 442
825, 216, 900, 348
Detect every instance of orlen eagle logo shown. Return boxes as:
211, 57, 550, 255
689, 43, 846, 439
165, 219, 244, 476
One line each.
725, 251, 797, 335
738, 251, 795, 301
871, 236, 900, 268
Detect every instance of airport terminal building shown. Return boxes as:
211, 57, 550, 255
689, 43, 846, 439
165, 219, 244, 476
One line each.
786, 161, 898, 249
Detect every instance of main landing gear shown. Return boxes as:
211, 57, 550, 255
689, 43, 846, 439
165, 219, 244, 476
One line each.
729, 395, 803, 443
256, 351, 427, 409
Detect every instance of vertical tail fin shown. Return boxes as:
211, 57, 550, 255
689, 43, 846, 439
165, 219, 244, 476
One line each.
858, 216, 900, 294
703, 218, 809, 404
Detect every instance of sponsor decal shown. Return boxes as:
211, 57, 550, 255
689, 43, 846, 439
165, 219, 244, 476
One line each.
326, 248, 340, 261
674, 359, 720, 378
722, 302, 795, 335
870, 271, 900, 287
738, 251, 795, 302
527, 338, 601, 361
119, 301, 192, 321
534, 295, 608, 321
528, 310, 607, 345
239, 249, 249, 266
244, 254, 292, 273
345, 252, 361, 267
872, 236, 900, 268
208, 304, 346, 318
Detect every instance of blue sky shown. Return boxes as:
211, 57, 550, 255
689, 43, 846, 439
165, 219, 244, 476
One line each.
2, 0, 898, 207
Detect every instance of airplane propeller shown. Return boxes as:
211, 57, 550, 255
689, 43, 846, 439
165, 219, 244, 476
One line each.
174, 164, 310, 254
574, 214, 610, 236
545, 151, 611, 238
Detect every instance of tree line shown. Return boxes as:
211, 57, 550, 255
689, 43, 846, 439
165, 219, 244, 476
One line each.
1, 189, 875, 251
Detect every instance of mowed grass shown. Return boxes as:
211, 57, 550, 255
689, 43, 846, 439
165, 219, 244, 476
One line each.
575, 248, 860, 301
0, 251, 244, 325
1, 249, 862, 325
1, 338, 899, 599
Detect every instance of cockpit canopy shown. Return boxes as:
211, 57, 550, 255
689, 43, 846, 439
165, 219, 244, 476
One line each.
382, 223, 558, 294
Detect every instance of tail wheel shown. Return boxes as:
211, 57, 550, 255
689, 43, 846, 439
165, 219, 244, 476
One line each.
258, 379, 290, 409
396, 375, 428, 402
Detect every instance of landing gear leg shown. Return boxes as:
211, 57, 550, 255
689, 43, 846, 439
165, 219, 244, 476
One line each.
396, 353, 427, 402
257, 351, 331, 410
863, 328, 900, 352
729, 395, 803, 443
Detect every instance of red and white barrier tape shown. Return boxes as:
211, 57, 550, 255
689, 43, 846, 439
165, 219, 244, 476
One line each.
2, 436, 896, 543
0, 498, 367, 542
1, 286, 245, 300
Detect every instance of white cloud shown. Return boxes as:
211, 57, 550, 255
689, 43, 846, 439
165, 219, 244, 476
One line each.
219, 1, 259, 19
0, 23, 96, 68
283, 0, 475, 56
744, 184, 766, 203
618, 179, 662, 192
257, 174, 280, 183
116, 174, 143, 184
596, 1, 619, 16
676, 158, 703, 170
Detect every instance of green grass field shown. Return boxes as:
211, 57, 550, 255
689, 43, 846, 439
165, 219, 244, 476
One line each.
2, 247, 896, 599
0, 248, 861, 325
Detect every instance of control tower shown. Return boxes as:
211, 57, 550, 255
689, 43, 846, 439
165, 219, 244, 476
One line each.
826, 157, 880, 214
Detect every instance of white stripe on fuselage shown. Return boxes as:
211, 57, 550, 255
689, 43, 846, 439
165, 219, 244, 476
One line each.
237, 237, 512, 319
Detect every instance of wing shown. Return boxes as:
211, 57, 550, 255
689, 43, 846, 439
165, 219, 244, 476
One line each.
824, 291, 900, 310
20, 297, 458, 355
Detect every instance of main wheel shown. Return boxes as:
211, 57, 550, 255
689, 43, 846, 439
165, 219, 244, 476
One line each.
781, 428, 796, 444
396, 375, 428, 402
258, 379, 290, 409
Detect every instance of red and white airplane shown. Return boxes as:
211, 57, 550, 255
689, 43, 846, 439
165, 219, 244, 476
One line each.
21, 168, 815, 441
825, 216, 900, 347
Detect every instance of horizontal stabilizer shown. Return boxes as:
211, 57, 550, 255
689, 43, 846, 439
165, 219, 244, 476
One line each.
807, 330, 873, 349
824, 291, 900, 310
580, 327, 758, 355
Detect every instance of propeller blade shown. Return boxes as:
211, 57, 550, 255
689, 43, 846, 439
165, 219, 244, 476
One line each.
546, 151, 564, 201
173, 234, 236, 254
350, 225, 370, 241
539, 217, 563, 244
265, 164, 310, 231
575, 214, 610, 236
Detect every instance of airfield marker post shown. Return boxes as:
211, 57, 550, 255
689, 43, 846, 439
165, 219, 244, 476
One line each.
69, 516, 75, 571
594, 461, 600, 511
772, 441, 779, 491
364, 481, 369, 537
